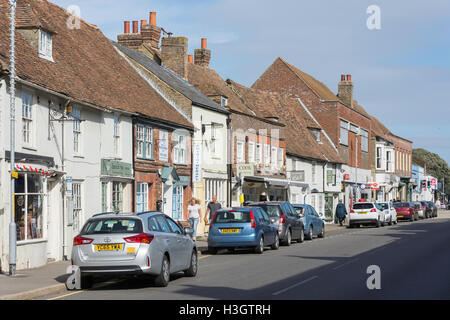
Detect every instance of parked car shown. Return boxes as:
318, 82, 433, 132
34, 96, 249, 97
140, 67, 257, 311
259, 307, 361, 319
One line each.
245, 202, 305, 245
349, 202, 385, 228
393, 202, 418, 221
207, 207, 279, 254
71, 212, 198, 289
292, 204, 325, 240
418, 201, 430, 219
377, 202, 398, 225
426, 201, 438, 217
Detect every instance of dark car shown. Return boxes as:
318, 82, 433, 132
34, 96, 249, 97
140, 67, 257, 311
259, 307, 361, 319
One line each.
244, 202, 304, 246
419, 201, 432, 219
425, 201, 438, 218
393, 202, 418, 221
207, 207, 279, 254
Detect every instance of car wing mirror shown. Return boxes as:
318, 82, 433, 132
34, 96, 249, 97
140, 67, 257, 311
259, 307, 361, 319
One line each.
184, 227, 194, 237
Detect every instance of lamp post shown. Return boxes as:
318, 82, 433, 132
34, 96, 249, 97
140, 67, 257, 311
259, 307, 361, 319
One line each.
8, 0, 17, 277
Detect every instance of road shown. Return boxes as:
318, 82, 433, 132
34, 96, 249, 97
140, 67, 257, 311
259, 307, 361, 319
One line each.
42, 211, 450, 300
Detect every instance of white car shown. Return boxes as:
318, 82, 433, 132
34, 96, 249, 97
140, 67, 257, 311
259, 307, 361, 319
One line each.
377, 202, 398, 225
349, 202, 385, 228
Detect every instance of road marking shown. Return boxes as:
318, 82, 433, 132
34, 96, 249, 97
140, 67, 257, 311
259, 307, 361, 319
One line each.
199, 255, 212, 260
332, 258, 359, 270
272, 276, 318, 296
47, 290, 85, 300
47, 279, 126, 300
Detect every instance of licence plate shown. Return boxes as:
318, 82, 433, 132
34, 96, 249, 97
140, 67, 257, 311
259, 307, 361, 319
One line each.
95, 244, 123, 251
358, 212, 367, 215
221, 229, 240, 234
397, 215, 403, 218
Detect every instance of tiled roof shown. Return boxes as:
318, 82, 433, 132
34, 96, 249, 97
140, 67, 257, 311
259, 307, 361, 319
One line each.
113, 42, 229, 115
370, 116, 393, 142
0, 0, 192, 128
228, 80, 344, 164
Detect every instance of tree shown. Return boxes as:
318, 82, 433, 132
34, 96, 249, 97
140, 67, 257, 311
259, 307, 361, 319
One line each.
412, 148, 450, 195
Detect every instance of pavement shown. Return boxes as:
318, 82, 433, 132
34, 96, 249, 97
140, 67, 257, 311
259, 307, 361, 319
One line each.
1, 215, 445, 300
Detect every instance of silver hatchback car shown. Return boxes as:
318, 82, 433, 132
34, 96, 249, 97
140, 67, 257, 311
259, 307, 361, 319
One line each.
71, 212, 198, 288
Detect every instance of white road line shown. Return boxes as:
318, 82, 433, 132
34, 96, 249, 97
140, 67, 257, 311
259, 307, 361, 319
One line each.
272, 276, 319, 296
332, 258, 359, 270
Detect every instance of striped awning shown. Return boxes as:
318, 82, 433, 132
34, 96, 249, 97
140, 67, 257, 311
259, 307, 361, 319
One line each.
15, 164, 52, 176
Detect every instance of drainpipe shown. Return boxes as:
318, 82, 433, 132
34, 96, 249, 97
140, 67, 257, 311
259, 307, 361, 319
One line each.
227, 115, 232, 207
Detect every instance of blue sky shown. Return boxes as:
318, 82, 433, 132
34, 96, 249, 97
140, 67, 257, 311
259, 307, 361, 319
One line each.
53, 0, 450, 164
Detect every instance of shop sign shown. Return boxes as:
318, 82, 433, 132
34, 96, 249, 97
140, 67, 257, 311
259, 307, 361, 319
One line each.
66, 177, 73, 196
193, 141, 202, 183
431, 178, 437, 186
159, 130, 169, 162
237, 164, 255, 178
344, 174, 350, 181
101, 159, 132, 178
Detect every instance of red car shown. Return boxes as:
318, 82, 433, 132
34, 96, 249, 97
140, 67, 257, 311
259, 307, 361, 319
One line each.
393, 202, 419, 221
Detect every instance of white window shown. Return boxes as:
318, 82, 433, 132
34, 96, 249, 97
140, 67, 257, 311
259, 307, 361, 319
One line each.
248, 141, 255, 164
271, 147, 278, 167
114, 115, 121, 157
312, 162, 316, 183
264, 144, 270, 165
386, 151, 392, 172
173, 133, 187, 164
210, 125, 218, 157
73, 182, 82, 232
39, 30, 53, 61
73, 108, 81, 154
361, 129, 369, 153
278, 148, 284, 168
145, 127, 153, 159
136, 125, 153, 159
256, 143, 262, 164
221, 97, 228, 107
136, 125, 144, 158
376, 147, 382, 169
340, 120, 349, 146
22, 92, 33, 146
236, 140, 244, 164
112, 182, 123, 212
310, 129, 321, 142
136, 183, 148, 213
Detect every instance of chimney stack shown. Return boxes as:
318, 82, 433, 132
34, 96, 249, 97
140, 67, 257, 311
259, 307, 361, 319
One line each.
161, 36, 189, 79
141, 11, 161, 50
194, 38, 211, 67
338, 74, 354, 108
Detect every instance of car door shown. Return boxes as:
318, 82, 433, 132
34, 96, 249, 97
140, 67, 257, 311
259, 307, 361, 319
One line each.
285, 203, 301, 239
166, 216, 190, 271
310, 207, 321, 234
154, 215, 181, 272
261, 208, 275, 243
255, 209, 270, 245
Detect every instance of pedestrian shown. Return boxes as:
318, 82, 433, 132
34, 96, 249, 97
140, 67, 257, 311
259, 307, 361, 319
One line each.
205, 195, 222, 225
435, 199, 441, 208
335, 200, 347, 226
187, 198, 202, 241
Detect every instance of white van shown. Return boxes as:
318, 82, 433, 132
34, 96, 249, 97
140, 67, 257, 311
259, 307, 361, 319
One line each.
349, 202, 384, 228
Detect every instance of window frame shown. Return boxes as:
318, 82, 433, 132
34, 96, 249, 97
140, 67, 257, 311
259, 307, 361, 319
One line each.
73, 108, 82, 155
236, 140, 245, 164
136, 124, 153, 160
248, 141, 255, 164
136, 183, 149, 213
113, 115, 121, 157
21, 91, 34, 147
340, 120, 349, 146
360, 129, 369, 153
38, 29, 53, 61
173, 132, 188, 165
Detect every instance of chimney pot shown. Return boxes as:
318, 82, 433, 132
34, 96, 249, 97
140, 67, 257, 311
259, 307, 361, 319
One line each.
141, 20, 147, 29
201, 38, 207, 49
124, 21, 130, 34
132, 21, 139, 33
188, 55, 193, 64
347, 74, 352, 82
341, 74, 346, 81
150, 12, 157, 26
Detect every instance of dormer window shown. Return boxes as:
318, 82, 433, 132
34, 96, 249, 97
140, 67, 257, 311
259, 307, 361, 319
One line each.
39, 30, 53, 61
221, 97, 228, 107
310, 128, 321, 142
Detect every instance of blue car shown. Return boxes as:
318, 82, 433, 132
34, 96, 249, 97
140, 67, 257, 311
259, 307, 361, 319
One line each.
207, 207, 279, 254
292, 204, 325, 240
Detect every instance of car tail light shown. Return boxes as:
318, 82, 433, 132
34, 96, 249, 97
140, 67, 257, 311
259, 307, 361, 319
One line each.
73, 235, 93, 246
249, 211, 256, 228
211, 211, 218, 225
370, 209, 376, 212
124, 233, 154, 244
350, 209, 355, 213
280, 214, 286, 224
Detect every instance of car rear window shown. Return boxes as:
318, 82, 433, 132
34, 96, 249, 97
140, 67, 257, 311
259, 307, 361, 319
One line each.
378, 203, 389, 210
257, 205, 282, 218
353, 203, 374, 210
81, 218, 143, 235
213, 211, 251, 224
393, 202, 410, 208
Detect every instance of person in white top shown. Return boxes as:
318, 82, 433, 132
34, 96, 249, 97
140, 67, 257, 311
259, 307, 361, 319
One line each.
187, 198, 203, 241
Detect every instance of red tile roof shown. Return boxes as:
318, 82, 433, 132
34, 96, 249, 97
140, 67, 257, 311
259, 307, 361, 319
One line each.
0, 0, 192, 128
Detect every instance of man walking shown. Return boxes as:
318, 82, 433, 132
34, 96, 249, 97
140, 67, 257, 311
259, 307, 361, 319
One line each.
205, 195, 222, 224
335, 200, 347, 226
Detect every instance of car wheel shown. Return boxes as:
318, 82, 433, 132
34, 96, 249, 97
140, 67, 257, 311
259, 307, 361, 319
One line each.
254, 236, 264, 254
306, 226, 313, 240
271, 234, 280, 250
208, 247, 217, 255
154, 255, 170, 287
318, 225, 325, 238
388, 217, 393, 226
298, 228, 305, 243
184, 250, 198, 277
376, 219, 381, 228
80, 275, 93, 290
283, 229, 292, 246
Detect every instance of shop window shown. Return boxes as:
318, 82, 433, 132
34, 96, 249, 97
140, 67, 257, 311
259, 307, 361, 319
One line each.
136, 183, 149, 213
112, 182, 123, 213
15, 173, 45, 241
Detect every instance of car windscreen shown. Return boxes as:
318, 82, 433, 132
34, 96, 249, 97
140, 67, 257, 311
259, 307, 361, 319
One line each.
353, 203, 374, 210
213, 211, 251, 224
294, 206, 305, 215
257, 205, 282, 218
81, 218, 143, 235
378, 203, 389, 210
393, 202, 410, 208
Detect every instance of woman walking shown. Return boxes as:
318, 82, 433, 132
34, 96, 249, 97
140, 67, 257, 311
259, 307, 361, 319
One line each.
188, 198, 203, 241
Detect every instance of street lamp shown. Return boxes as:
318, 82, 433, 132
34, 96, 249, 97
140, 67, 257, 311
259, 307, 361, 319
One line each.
8, 0, 17, 277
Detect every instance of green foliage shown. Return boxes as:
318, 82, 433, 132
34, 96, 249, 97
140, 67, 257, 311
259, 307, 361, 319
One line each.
413, 148, 450, 195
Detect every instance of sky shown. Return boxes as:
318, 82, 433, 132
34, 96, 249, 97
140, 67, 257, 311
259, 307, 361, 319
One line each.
52, 0, 450, 164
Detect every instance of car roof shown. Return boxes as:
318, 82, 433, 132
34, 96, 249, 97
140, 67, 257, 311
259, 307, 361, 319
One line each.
89, 211, 164, 220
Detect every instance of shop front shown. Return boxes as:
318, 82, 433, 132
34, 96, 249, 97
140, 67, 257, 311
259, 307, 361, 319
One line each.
242, 176, 289, 203
160, 165, 191, 221
100, 159, 133, 213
